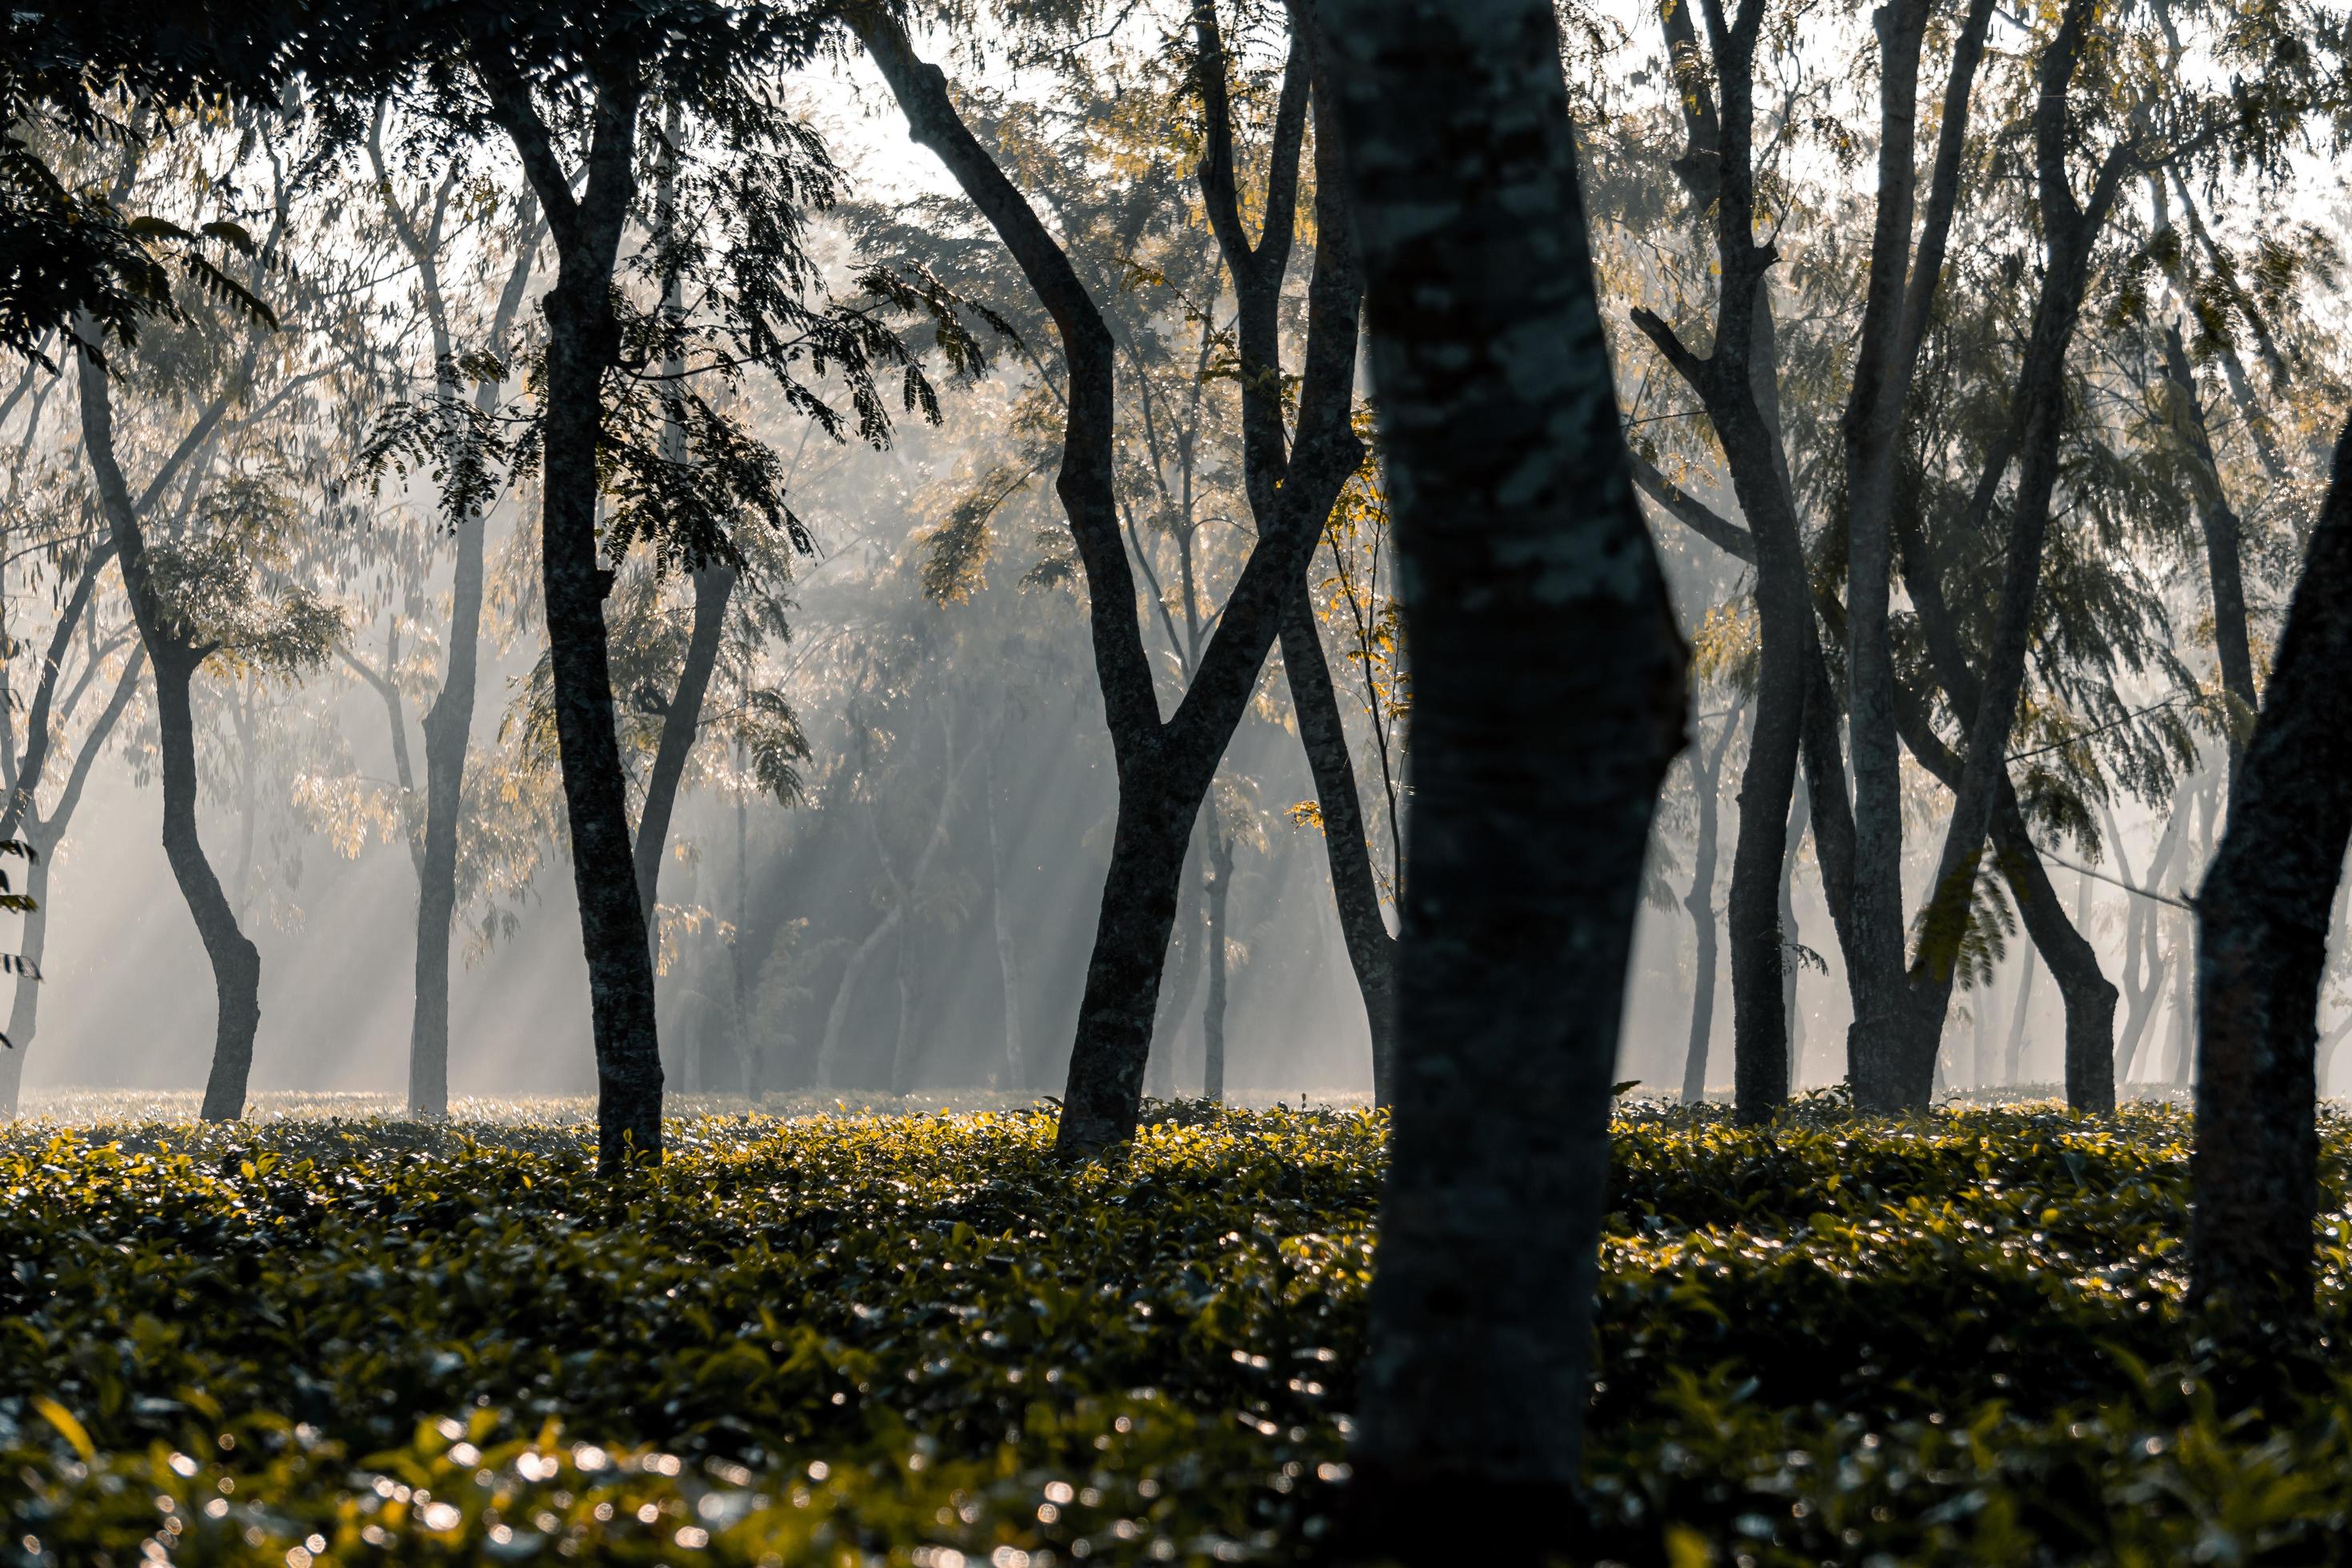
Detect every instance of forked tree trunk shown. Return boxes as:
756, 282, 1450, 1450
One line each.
2191, 411, 2352, 1328
1324, 0, 1690, 1551
852, 10, 1362, 1158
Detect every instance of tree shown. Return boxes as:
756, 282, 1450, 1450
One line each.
353, 118, 546, 1118
1321, 0, 1688, 1554
2191, 408, 2352, 1330
358, 3, 976, 1167
849, 1, 1365, 1156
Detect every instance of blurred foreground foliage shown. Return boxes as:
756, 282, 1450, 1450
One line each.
5, 1100, 2352, 1564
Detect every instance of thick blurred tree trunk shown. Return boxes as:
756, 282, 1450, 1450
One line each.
1781, 774, 1808, 1085
1681, 702, 1742, 1103
2191, 410, 2352, 1329
482, 62, 665, 1172
1322, 0, 1688, 1553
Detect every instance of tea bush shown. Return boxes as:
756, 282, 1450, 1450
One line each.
5, 1100, 2352, 1565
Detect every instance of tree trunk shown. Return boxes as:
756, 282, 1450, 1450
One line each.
154, 652, 265, 1122
1280, 580, 1398, 1102
1323, 0, 1690, 1550
2004, 943, 2038, 1088
0, 846, 46, 1118
1782, 773, 1808, 1086
1681, 702, 1742, 1103
818, 906, 901, 1090
851, 11, 1362, 1158
983, 744, 1027, 1091
485, 68, 663, 1173
73, 326, 262, 1125
2190, 411, 2352, 1327
1878, 0, 2128, 1106
633, 562, 738, 954
889, 917, 918, 1096
2162, 321, 2259, 786
1202, 812, 1233, 1103
1993, 804, 2118, 1111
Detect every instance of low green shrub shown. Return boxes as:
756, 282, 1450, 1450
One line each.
2, 1101, 2350, 1564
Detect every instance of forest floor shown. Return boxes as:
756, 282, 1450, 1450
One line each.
3, 1098, 2348, 1564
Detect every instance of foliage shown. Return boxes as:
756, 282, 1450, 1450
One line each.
14, 1106, 2352, 1562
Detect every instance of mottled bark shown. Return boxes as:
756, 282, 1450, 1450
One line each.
1323, 0, 1689, 1550
1279, 582, 1398, 1102
1681, 702, 1743, 1103
482, 63, 664, 1171
2191, 411, 2352, 1327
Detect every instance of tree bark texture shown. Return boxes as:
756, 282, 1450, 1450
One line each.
1323, 0, 1690, 1551
2190, 410, 2352, 1327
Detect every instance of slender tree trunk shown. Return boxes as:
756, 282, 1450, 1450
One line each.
889, 918, 918, 1096
0, 846, 46, 1118
1144, 816, 1206, 1102
154, 653, 264, 1122
633, 562, 738, 951
1280, 581, 1398, 1102
74, 328, 262, 1124
485, 68, 663, 1172
2191, 412, 2352, 1327
852, 11, 1362, 1158
733, 784, 755, 1102
1202, 813, 1233, 1103
1879, 0, 2128, 1106
1681, 702, 1742, 1103
2169, 901, 2198, 1090
1325, 0, 1690, 1549
983, 744, 1027, 1091
818, 906, 901, 1090
1992, 804, 2118, 1111
2004, 944, 2038, 1088
1782, 774, 1807, 1086
405, 518, 480, 1118
2162, 322, 2259, 787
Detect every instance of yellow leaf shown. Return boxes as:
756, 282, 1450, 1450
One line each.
33, 1396, 94, 1462
1666, 1524, 1715, 1568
